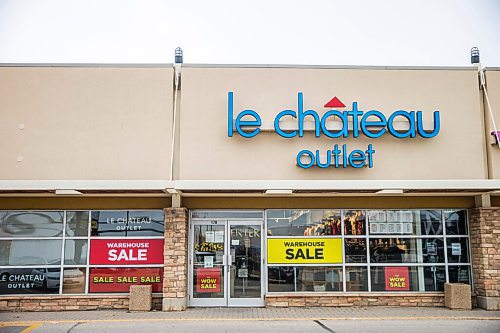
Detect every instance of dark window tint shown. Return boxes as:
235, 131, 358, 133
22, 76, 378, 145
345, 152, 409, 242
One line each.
91, 210, 164, 237
369, 238, 445, 263
0, 267, 61, 295
345, 238, 367, 263
446, 238, 470, 263
419, 210, 443, 235
445, 210, 468, 235
448, 266, 471, 285
267, 266, 343, 292
268, 267, 295, 292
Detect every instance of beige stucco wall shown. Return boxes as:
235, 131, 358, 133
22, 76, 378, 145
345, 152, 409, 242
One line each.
0, 66, 173, 180
179, 66, 486, 180
484, 69, 500, 179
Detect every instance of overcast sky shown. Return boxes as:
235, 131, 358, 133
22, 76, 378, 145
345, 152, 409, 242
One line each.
0, 0, 499, 66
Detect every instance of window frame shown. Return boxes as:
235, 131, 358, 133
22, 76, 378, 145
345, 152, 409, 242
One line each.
0, 209, 165, 296
264, 208, 472, 294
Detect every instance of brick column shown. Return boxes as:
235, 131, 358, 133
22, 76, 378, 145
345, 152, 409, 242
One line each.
470, 208, 500, 310
162, 207, 189, 311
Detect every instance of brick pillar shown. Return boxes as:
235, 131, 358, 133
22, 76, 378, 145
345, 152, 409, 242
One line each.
162, 207, 188, 311
470, 208, 500, 310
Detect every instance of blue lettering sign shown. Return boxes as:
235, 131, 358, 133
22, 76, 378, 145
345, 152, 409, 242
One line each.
227, 92, 440, 169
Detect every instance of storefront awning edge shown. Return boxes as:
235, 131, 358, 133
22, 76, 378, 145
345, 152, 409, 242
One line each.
1, 180, 500, 193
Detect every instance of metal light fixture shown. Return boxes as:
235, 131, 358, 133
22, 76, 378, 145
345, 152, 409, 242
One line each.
471, 47, 480, 64
175, 47, 183, 64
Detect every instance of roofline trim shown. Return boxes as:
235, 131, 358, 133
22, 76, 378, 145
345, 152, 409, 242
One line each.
0, 63, 478, 70
0, 179, 499, 191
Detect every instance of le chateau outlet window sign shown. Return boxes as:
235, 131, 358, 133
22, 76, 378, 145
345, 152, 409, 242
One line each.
227, 92, 441, 169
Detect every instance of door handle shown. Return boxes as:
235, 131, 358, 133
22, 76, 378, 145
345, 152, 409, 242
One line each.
226, 254, 232, 273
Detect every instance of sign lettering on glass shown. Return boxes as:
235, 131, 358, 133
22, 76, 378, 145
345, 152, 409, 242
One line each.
89, 239, 164, 265
370, 210, 413, 234
89, 268, 163, 293
385, 267, 410, 291
267, 238, 342, 264
196, 268, 221, 293
0, 269, 59, 295
91, 211, 164, 236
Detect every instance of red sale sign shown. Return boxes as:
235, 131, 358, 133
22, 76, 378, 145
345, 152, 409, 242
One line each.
89, 267, 163, 293
196, 268, 221, 293
90, 239, 163, 265
385, 266, 410, 291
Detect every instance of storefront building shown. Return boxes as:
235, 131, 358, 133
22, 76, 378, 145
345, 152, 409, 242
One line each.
0, 64, 499, 311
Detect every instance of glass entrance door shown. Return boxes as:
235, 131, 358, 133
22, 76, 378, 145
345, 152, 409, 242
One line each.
227, 221, 263, 306
189, 220, 263, 307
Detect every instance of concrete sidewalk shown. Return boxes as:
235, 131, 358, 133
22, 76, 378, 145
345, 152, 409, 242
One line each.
1, 307, 499, 324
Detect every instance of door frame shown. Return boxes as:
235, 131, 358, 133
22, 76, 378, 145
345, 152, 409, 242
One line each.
227, 220, 264, 307
188, 211, 265, 307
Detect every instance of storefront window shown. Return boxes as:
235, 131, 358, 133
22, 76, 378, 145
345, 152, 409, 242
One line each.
345, 266, 368, 291
62, 268, 86, 294
0, 239, 62, 265
63, 240, 88, 265
0, 210, 164, 295
266, 209, 471, 294
444, 210, 468, 235
418, 210, 443, 235
448, 266, 472, 285
267, 266, 342, 292
369, 238, 445, 263
65, 211, 89, 237
446, 238, 470, 263
370, 266, 446, 292
0, 267, 61, 295
267, 266, 295, 292
89, 267, 163, 293
344, 210, 366, 235
345, 238, 367, 263
91, 210, 164, 237
267, 210, 341, 236
0, 211, 63, 237
368, 210, 444, 236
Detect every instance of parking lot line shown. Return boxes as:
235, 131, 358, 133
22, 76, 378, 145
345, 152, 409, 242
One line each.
1, 316, 500, 326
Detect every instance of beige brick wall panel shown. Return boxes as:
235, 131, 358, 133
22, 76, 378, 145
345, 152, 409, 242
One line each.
162, 208, 189, 311
265, 294, 445, 307
0, 296, 162, 312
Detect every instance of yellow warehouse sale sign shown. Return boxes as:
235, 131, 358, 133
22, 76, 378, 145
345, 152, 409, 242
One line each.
267, 238, 342, 264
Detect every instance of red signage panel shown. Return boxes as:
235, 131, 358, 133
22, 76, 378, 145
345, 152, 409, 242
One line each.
89, 239, 163, 265
89, 267, 163, 293
385, 266, 410, 291
196, 267, 222, 293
